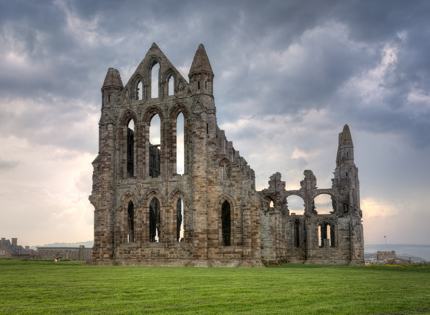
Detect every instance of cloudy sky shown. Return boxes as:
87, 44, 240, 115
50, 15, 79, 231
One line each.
0, 0, 429, 246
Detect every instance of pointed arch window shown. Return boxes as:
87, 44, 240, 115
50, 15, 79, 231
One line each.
149, 198, 160, 242
127, 119, 135, 177
151, 62, 160, 98
127, 201, 135, 243
136, 80, 143, 100
221, 201, 231, 246
176, 198, 184, 242
149, 114, 161, 178
168, 75, 174, 96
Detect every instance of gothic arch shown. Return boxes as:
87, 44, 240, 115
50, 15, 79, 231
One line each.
142, 105, 165, 124
169, 103, 190, 121
119, 109, 138, 127
142, 189, 164, 206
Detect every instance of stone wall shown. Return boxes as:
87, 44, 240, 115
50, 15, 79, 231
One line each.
36, 246, 92, 261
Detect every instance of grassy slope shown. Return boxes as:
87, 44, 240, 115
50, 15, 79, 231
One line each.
0, 260, 429, 315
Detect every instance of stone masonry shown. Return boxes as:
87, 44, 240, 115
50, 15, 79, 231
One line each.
89, 43, 364, 266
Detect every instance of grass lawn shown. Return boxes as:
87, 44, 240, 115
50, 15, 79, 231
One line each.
0, 259, 429, 314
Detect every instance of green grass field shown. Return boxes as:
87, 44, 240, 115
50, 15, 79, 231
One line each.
0, 260, 430, 314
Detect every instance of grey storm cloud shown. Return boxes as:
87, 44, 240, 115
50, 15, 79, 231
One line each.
0, 0, 430, 244
1, 0, 427, 150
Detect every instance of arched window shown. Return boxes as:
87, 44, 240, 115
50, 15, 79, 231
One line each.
149, 114, 161, 178
294, 219, 300, 248
221, 201, 231, 246
176, 112, 184, 175
151, 62, 159, 98
127, 119, 135, 177
168, 75, 174, 96
286, 195, 305, 215
136, 80, 143, 100
269, 200, 274, 209
176, 198, 184, 242
318, 224, 322, 247
127, 201, 135, 243
314, 194, 334, 214
149, 198, 160, 242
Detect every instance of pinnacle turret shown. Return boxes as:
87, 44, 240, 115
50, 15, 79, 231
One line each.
339, 124, 353, 146
336, 124, 355, 166
102, 67, 123, 89
189, 44, 214, 77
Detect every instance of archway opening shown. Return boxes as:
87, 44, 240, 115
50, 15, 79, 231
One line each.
286, 195, 305, 215
314, 194, 334, 214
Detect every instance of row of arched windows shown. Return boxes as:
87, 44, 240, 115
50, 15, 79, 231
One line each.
287, 194, 334, 215
134, 62, 175, 101
126, 111, 185, 178
125, 199, 232, 246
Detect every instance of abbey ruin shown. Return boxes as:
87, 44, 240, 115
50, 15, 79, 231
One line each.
89, 43, 364, 266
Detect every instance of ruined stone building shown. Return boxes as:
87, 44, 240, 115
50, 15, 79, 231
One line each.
90, 43, 364, 266
0, 237, 34, 258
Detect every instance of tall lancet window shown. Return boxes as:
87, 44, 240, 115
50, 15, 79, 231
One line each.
127, 119, 135, 177
176, 198, 184, 242
127, 201, 135, 243
168, 75, 174, 96
176, 112, 184, 175
149, 198, 160, 242
136, 80, 143, 100
151, 63, 159, 98
149, 114, 161, 178
221, 201, 231, 246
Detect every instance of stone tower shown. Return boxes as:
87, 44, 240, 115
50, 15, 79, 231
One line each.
90, 43, 364, 265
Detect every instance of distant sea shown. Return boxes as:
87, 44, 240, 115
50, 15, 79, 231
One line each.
365, 244, 430, 261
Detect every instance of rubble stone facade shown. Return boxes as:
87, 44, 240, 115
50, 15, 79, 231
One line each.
90, 43, 364, 266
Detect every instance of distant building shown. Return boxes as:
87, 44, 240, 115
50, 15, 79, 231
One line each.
0, 237, 35, 257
